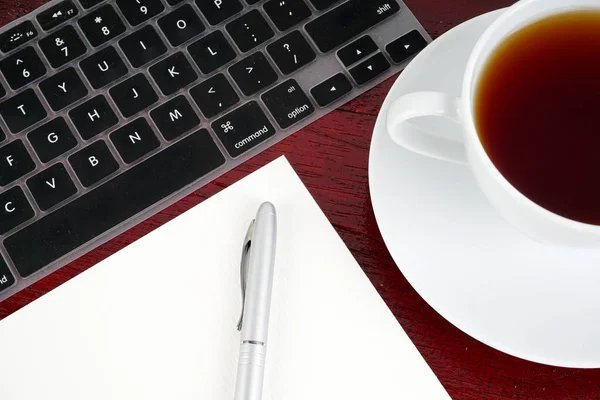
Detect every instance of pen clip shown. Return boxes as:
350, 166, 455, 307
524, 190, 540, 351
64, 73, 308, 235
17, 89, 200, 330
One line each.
237, 219, 254, 331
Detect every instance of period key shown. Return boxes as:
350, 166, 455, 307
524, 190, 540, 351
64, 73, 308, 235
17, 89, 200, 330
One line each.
261, 79, 314, 129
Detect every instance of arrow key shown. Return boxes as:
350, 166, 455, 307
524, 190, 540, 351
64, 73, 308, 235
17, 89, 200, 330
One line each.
310, 73, 352, 107
386, 30, 428, 64
190, 73, 240, 119
349, 52, 390, 86
337, 35, 378, 67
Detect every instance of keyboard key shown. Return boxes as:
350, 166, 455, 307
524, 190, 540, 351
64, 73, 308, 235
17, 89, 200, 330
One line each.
28, 118, 78, 163
27, 163, 77, 211
263, 0, 311, 31
80, 46, 128, 89
262, 79, 314, 129
0, 21, 38, 53
166, 0, 183, 4
6, 130, 225, 277
149, 52, 198, 96
188, 31, 236, 75
78, 5, 127, 47
196, 0, 243, 25
39, 26, 87, 69
110, 117, 160, 163
310, 72, 352, 107
337, 35, 377, 67
69, 140, 119, 187
0, 257, 15, 293
109, 73, 159, 118
69, 95, 119, 140
212, 101, 275, 157
79, 0, 105, 9
0, 140, 36, 186
0, 89, 47, 133
0, 127, 5, 143
37, 1, 79, 31
246, 0, 261, 4
0, 47, 47, 90
307, 0, 339, 10
229, 52, 277, 96
119, 25, 167, 68
0, 84, 5, 99
386, 30, 428, 63
226, 10, 274, 53
190, 73, 239, 119
305, 0, 400, 53
0, 187, 34, 235
117, 0, 165, 27
158, 4, 205, 47
150, 95, 200, 141
349, 52, 390, 85
39, 67, 88, 112
267, 30, 316, 75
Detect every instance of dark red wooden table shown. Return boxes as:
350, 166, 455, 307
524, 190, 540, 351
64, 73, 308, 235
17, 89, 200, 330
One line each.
1, 1, 599, 399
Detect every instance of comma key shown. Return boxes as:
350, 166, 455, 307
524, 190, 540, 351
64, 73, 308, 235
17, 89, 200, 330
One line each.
212, 101, 275, 157
261, 79, 314, 129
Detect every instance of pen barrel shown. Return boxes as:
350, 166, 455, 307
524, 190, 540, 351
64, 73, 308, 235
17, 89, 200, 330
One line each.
233, 342, 267, 400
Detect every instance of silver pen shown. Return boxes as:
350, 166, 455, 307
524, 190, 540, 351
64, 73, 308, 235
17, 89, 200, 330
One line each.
234, 202, 277, 400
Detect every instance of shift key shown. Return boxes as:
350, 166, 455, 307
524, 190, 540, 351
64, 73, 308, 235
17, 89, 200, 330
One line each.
305, 0, 400, 53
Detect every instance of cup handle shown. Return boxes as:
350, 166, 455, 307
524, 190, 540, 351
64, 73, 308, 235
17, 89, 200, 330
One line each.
386, 91, 467, 164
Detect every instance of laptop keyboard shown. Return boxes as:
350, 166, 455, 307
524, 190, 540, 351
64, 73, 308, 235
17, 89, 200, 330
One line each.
0, 0, 429, 301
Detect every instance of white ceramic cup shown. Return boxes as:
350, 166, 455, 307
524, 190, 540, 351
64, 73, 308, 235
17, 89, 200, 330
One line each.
387, 0, 600, 248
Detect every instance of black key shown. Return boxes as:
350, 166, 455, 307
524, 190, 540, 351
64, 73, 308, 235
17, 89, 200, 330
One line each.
158, 5, 206, 47
78, 5, 127, 47
149, 52, 198, 96
349, 52, 390, 85
109, 73, 159, 118
262, 79, 314, 129
27, 163, 77, 211
39, 26, 87, 69
305, 0, 400, 53
226, 10, 274, 53
69, 140, 119, 187
0, 84, 5, 99
110, 118, 160, 163
117, 0, 165, 27
0, 187, 34, 235
37, 1, 79, 31
212, 101, 275, 157
0, 257, 15, 293
6, 130, 225, 277
196, 0, 243, 25
166, 0, 183, 4
28, 118, 78, 163
79, 0, 105, 9
246, 0, 261, 4
119, 26, 167, 68
150, 95, 200, 141
264, 0, 311, 31
0, 47, 47, 90
310, 73, 352, 107
386, 30, 428, 64
0, 140, 36, 186
229, 52, 277, 96
307, 0, 339, 10
0, 127, 5, 143
190, 73, 239, 119
0, 21, 38, 53
80, 46, 128, 89
337, 35, 377, 67
69, 95, 119, 140
0, 89, 47, 134
188, 31, 236, 75
267, 31, 316, 75
39, 68, 88, 112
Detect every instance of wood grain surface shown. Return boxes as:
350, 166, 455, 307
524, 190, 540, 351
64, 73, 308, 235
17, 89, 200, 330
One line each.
1, 1, 599, 399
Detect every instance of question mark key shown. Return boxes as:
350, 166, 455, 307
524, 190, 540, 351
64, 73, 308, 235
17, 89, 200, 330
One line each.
266, 31, 316, 75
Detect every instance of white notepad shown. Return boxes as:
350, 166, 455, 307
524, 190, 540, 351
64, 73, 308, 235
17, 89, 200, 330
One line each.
0, 157, 450, 400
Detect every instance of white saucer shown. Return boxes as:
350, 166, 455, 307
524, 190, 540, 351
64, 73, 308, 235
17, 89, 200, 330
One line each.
369, 9, 600, 368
